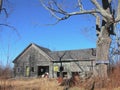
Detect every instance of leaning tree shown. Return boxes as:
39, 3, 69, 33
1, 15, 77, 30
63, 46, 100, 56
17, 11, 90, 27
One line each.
40, 0, 120, 78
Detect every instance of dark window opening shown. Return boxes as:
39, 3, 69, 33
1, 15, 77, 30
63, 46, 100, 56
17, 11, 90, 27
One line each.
57, 72, 67, 77
38, 66, 49, 76
17, 68, 20, 72
31, 67, 34, 72
91, 48, 96, 56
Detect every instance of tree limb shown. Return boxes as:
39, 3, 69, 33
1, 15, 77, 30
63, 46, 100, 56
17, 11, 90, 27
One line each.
96, 14, 100, 36
57, 9, 99, 20
40, 0, 100, 24
57, 51, 67, 60
108, 0, 112, 3
53, 10, 99, 24
115, 0, 120, 22
78, 0, 83, 11
0, 24, 20, 37
0, 0, 2, 12
1, 8, 8, 17
0, 0, 8, 17
51, 0, 67, 14
91, 0, 112, 21
0, 24, 16, 30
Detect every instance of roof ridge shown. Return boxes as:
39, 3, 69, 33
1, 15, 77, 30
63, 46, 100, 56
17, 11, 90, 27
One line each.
51, 48, 96, 52
33, 43, 51, 52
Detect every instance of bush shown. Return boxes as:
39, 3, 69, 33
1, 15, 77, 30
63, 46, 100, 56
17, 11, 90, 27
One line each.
108, 61, 120, 88
0, 65, 13, 79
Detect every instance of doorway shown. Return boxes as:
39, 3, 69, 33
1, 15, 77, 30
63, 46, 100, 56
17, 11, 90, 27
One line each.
38, 66, 49, 76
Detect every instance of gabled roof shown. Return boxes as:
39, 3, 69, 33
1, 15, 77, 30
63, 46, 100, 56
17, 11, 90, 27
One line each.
33, 43, 51, 54
49, 48, 96, 61
13, 43, 96, 63
13, 43, 52, 63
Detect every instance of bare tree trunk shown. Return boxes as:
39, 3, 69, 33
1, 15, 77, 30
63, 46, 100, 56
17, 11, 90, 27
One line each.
96, 36, 111, 78
95, 0, 112, 78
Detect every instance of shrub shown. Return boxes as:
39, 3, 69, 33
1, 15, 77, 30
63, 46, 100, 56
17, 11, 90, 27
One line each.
0, 64, 13, 79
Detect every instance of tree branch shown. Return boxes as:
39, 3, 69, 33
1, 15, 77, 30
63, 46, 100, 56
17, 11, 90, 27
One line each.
0, 0, 8, 17
95, 14, 101, 36
108, 0, 112, 3
0, 24, 16, 30
1, 8, 8, 17
57, 51, 67, 60
57, 10, 99, 21
0, 24, 20, 37
78, 0, 83, 11
0, 0, 2, 12
51, 0, 67, 14
40, 0, 99, 24
115, 0, 120, 22
91, 0, 112, 21
56, 10, 99, 24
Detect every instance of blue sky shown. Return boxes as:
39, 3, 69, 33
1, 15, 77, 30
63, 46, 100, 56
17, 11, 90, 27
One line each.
0, 0, 96, 66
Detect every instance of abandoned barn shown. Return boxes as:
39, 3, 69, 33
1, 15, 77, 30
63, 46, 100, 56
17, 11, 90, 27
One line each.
13, 43, 96, 78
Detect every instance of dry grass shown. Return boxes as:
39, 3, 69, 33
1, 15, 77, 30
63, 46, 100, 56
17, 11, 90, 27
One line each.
0, 77, 120, 90
107, 62, 120, 89
1, 62, 120, 90
0, 78, 65, 90
92, 61, 120, 90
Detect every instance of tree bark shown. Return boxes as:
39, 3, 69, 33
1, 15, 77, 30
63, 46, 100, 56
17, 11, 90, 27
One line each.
96, 36, 111, 78
95, 0, 112, 78
95, 21, 112, 78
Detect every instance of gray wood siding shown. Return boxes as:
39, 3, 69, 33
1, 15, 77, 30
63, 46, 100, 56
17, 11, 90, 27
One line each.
13, 43, 96, 78
14, 45, 52, 77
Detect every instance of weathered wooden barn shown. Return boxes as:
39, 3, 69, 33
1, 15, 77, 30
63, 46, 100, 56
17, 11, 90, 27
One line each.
13, 43, 96, 78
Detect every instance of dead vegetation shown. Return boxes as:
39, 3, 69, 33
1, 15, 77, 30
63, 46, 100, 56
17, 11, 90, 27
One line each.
59, 62, 120, 90
0, 78, 64, 90
0, 62, 120, 90
0, 65, 12, 79
107, 61, 120, 89
0, 75, 119, 90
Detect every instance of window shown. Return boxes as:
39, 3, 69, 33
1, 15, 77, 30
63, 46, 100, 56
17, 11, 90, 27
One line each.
57, 72, 67, 77
18, 67, 20, 72
31, 67, 34, 72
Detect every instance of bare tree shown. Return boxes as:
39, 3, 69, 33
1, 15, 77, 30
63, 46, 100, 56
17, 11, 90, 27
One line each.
0, 0, 18, 78
0, 0, 15, 28
40, 0, 120, 78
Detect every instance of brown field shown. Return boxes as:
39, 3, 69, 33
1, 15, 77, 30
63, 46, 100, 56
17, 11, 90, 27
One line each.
0, 77, 120, 90
0, 78, 64, 90
1, 62, 120, 90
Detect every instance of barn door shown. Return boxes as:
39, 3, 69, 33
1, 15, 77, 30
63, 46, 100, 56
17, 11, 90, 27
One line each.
26, 66, 30, 77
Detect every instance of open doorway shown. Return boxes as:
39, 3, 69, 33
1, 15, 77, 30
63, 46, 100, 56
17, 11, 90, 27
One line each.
38, 66, 49, 76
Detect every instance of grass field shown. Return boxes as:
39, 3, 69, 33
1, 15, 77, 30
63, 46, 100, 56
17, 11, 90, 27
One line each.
1, 63, 120, 90
0, 78, 64, 90
0, 78, 120, 90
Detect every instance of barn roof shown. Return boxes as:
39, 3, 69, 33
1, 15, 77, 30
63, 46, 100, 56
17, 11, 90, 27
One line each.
13, 43, 96, 63
49, 48, 96, 61
13, 43, 51, 63
33, 43, 51, 54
